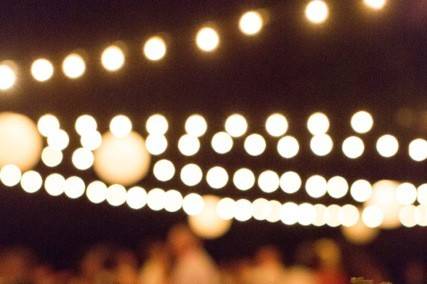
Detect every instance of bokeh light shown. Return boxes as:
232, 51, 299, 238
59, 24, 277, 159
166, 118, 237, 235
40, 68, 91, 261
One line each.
342, 136, 365, 159
126, 186, 147, 210
327, 176, 349, 199
376, 134, 399, 158
351, 111, 374, 134
72, 148, 94, 170
239, 10, 264, 36
143, 36, 167, 61
146, 114, 169, 135
206, 166, 229, 189
350, 179, 373, 202
244, 133, 266, 156
86, 181, 108, 204
37, 114, 60, 137
0, 164, 22, 187
234, 199, 252, 222
277, 135, 299, 159
280, 171, 302, 194
75, 114, 97, 136
305, 175, 327, 198
153, 159, 175, 182
233, 168, 255, 191
369, 180, 400, 229
418, 184, 427, 205
31, 58, 54, 82
325, 204, 341, 227
399, 205, 417, 228
307, 112, 330, 135
80, 131, 103, 151
257, 170, 280, 193
183, 193, 204, 216
185, 114, 208, 137
216, 197, 235, 220
20, 170, 43, 194
362, 205, 384, 228
0, 63, 17, 90
395, 182, 417, 206
62, 53, 86, 79
305, 0, 329, 24
265, 113, 288, 137
408, 138, 427, 162
211, 132, 233, 154
44, 173, 65, 197
313, 204, 327, 227
164, 190, 183, 213
145, 134, 168, 155
147, 188, 166, 211
310, 134, 333, 156
225, 114, 248, 138
339, 204, 360, 227
101, 45, 125, 72
180, 164, 203, 187
252, 198, 271, 221
106, 184, 127, 207
109, 114, 132, 138
47, 129, 69, 151
298, 203, 316, 226
64, 176, 86, 199
196, 26, 220, 52
280, 202, 299, 225
178, 134, 200, 156
363, 0, 387, 10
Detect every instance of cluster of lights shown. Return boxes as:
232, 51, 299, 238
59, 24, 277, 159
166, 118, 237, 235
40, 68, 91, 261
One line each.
37, 114, 68, 168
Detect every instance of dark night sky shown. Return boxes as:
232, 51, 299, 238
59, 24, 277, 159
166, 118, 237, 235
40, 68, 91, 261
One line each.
0, 0, 427, 279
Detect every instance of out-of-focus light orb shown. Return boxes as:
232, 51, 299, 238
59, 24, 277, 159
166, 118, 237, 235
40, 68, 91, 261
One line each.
350, 179, 372, 202
233, 168, 255, 191
277, 136, 299, 159
325, 204, 341, 227
305, 0, 329, 24
106, 184, 127, 207
342, 136, 365, 159
265, 113, 288, 137
0, 63, 17, 90
211, 132, 233, 154
252, 198, 271, 221
376, 134, 399, 158
307, 112, 330, 135
418, 184, 427, 205
189, 195, 232, 239
44, 173, 65, 197
234, 199, 252, 222
31, 58, 54, 82
280, 171, 302, 194
86, 181, 108, 204
363, 0, 387, 10
153, 159, 175, 182
399, 205, 417, 228
415, 205, 427, 227
47, 129, 69, 151
369, 180, 400, 229
339, 204, 360, 227
37, 114, 60, 137
257, 170, 280, 193
185, 114, 208, 137
101, 45, 125, 72
72, 148, 94, 170
183, 193, 204, 216
145, 135, 168, 156
94, 131, 151, 186
109, 114, 132, 138
75, 114, 97, 136
20, 171, 43, 194
64, 176, 85, 199
147, 188, 166, 211
146, 114, 169, 135
126, 186, 147, 210
62, 53, 86, 79
395, 182, 417, 206
239, 10, 264, 36
327, 176, 349, 199
216, 198, 235, 220
80, 131, 103, 151
244, 134, 266, 156
41, 146, 63, 168
362, 205, 384, 228
298, 203, 316, 226
164, 190, 183, 213
313, 204, 327, 227
196, 26, 220, 52
408, 138, 427, 162
266, 200, 282, 223
0, 164, 22, 187
305, 175, 327, 198
351, 111, 374, 134
178, 134, 200, 156
0, 112, 42, 170
180, 163, 203, 187
143, 36, 167, 61
280, 202, 299, 225
206, 166, 229, 189
342, 219, 379, 245
225, 114, 248, 138
310, 134, 333, 156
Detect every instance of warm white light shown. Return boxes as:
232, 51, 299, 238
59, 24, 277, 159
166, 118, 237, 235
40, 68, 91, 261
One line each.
206, 166, 229, 189
340, 204, 360, 227
185, 114, 207, 137
351, 111, 373, 134
64, 176, 85, 199
44, 173, 65, 197
277, 135, 299, 159
80, 131, 102, 151
395, 182, 417, 206
183, 193, 204, 216
313, 204, 327, 227
20, 171, 43, 194
327, 176, 349, 199
101, 45, 125, 72
399, 205, 417, 228
147, 188, 166, 211
266, 200, 282, 223
325, 204, 341, 227
41, 147, 63, 168
0, 63, 17, 90
216, 197, 235, 220
106, 184, 127, 207
164, 190, 183, 213
75, 114, 97, 136
350, 179, 372, 202
86, 181, 108, 204
153, 159, 175, 182
126, 186, 147, 210
211, 132, 233, 154
280, 202, 299, 225
252, 198, 271, 221
370, 180, 401, 229
62, 53, 86, 79
37, 114, 60, 137
144, 36, 167, 61
72, 148, 94, 170
178, 135, 200, 156
362, 205, 384, 228
47, 129, 69, 151
305, 0, 329, 24
145, 134, 168, 155
110, 115, 132, 138
234, 199, 252, 222
196, 26, 220, 52
180, 163, 203, 187
265, 113, 288, 137
257, 170, 280, 193
408, 138, 427, 162
280, 171, 302, 194
310, 134, 333, 156
363, 0, 387, 10
244, 133, 266, 156
418, 184, 427, 205
307, 112, 329, 135
0, 164, 21, 187
342, 136, 365, 159
376, 134, 399, 158
239, 10, 264, 36
146, 114, 169, 135
225, 114, 248, 138
296, 203, 315, 226
233, 168, 255, 191
31, 58, 54, 82
305, 175, 327, 198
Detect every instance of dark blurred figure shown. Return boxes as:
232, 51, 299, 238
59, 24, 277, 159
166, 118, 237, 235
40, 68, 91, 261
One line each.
246, 246, 287, 284
0, 246, 36, 284
139, 242, 170, 284
404, 260, 426, 284
314, 239, 347, 284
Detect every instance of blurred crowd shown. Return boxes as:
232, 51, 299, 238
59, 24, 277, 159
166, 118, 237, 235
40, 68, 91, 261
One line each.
0, 224, 424, 284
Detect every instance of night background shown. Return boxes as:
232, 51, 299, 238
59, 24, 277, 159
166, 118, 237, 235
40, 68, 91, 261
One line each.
0, 1, 427, 282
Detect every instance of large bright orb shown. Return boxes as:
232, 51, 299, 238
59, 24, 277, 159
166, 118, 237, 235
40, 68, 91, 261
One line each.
31, 58, 54, 82
0, 112, 42, 170
62, 53, 86, 79
144, 36, 167, 61
239, 10, 264, 36
101, 45, 125, 72
196, 26, 220, 52
305, 0, 329, 24
94, 131, 151, 186
188, 195, 232, 239
342, 219, 379, 245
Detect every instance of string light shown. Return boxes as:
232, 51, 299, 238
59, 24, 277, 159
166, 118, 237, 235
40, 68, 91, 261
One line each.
20, 171, 43, 194
180, 163, 203, 187
145, 134, 168, 155
350, 179, 373, 202
252, 198, 271, 221
376, 134, 399, 158
183, 193, 204, 216
265, 113, 288, 137
178, 134, 200, 156
277, 136, 299, 159
325, 204, 341, 227
234, 199, 252, 222
164, 190, 183, 213
206, 166, 229, 189
258, 170, 280, 193
298, 203, 316, 226
244, 133, 266, 156
86, 180, 108, 204
395, 182, 417, 206
339, 204, 359, 227
101, 45, 125, 72
143, 36, 167, 61
225, 114, 248, 138
326, 176, 349, 199
305, 0, 329, 25
0, 63, 17, 91
146, 114, 169, 135
71, 148, 94, 170
31, 58, 54, 82
153, 159, 175, 182
196, 26, 220, 52
106, 184, 127, 207
64, 176, 86, 199
342, 136, 365, 159
62, 53, 86, 79
75, 114, 97, 136
313, 204, 327, 227
41, 146, 63, 168
216, 197, 235, 220
239, 10, 264, 36
146, 188, 166, 211
211, 132, 233, 154
362, 205, 384, 228
281, 202, 299, 225
305, 175, 327, 198
47, 129, 70, 151
109, 114, 132, 138
44, 173, 65, 197
408, 138, 427, 162
80, 131, 103, 150
363, 0, 387, 10
310, 134, 333, 156
185, 114, 208, 137
126, 186, 147, 210
37, 114, 60, 137
0, 164, 22, 187
307, 112, 330, 135
280, 171, 302, 194
399, 205, 417, 228
351, 111, 374, 134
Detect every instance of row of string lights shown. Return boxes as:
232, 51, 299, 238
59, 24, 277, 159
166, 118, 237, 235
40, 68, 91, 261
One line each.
0, 0, 388, 91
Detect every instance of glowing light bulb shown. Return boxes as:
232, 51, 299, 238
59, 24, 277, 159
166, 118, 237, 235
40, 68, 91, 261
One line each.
211, 132, 233, 154
257, 170, 280, 193
350, 179, 373, 202
145, 134, 168, 155
20, 171, 43, 193
101, 45, 125, 72
325, 204, 341, 227
183, 193, 204, 216
31, 58, 54, 82
277, 136, 299, 158
408, 138, 427, 162
281, 202, 299, 225
80, 131, 102, 151
310, 134, 333, 156
280, 171, 302, 194
144, 36, 167, 61
206, 166, 229, 189
62, 53, 86, 79
106, 184, 127, 207
126, 186, 147, 210
307, 112, 330, 135
363, 0, 387, 10
351, 111, 373, 134
110, 115, 132, 138
305, 0, 329, 24
362, 205, 384, 228
340, 204, 360, 227
75, 114, 97, 136
225, 114, 248, 138
146, 114, 169, 135
41, 146, 63, 167
72, 148, 94, 170
164, 190, 183, 213
399, 205, 417, 228
47, 129, 69, 151
327, 176, 349, 199
305, 175, 327, 198
153, 159, 175, 182
233, 168, 255, 191
178, 134, 200, 156
147, 188, 165, 211
265, 113, 288, 137
0, 63, 16, 90
64, 176, 85, 199
239, 10, 264, 36
86, 181, 108, 204
185, 114, 207, 137
180, 164, 203, 187
216, 197, 235, 220
395, 182, 417, 206
342, 136, 365, 159
252, 198, 271, 221
234, 199, 252, 222
37, 114, 60, 137
313, 204, 327, 227
196, 26, 220, 52
244, 134, 266, 156
376, 134, 399, 158
44, 173, 65, 197
0, 164, 21, 187
298, 203, 316, 226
